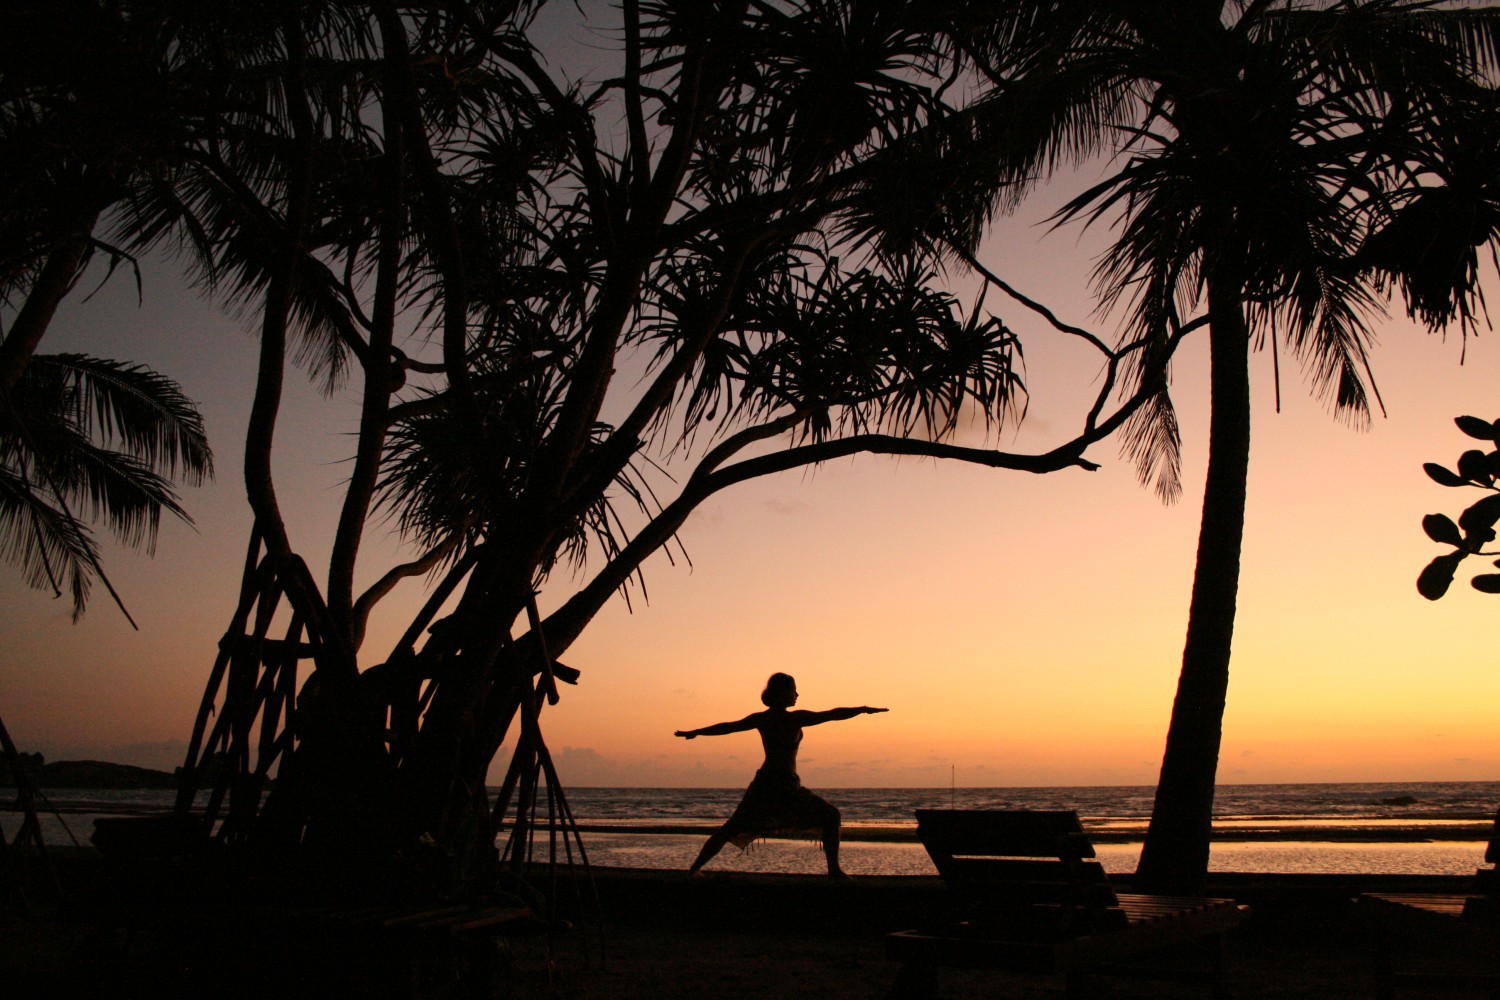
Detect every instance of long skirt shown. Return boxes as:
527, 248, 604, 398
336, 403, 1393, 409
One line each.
721, 768, 839, 850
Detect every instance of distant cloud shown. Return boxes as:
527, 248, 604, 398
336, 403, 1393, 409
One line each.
762, 498, 811, 515
558, 746, 606, 765
538, 745, 749, 787
691, 505, 726, 526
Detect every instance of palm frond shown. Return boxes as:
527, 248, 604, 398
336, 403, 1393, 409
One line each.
1, 352, 212, 616
22, 354, 213, 482
0, 461, 99, 619
1119, 389, 1183, 504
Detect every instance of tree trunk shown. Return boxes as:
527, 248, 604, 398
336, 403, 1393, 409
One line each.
0, 223, 97, 396
1135, 275, 1251, 896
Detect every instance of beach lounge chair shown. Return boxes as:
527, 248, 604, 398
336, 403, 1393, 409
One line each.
886, 809, 1248, 999
1358, 805, 1500, 998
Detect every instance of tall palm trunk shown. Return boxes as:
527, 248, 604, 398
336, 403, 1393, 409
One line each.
0, 222, 98, 396
1136, 272, 1251, 895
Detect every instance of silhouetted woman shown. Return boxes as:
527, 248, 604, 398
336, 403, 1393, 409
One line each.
674, 672, 887, 878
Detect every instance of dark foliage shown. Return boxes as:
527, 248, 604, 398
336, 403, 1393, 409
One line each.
1418, 414, 1500, 599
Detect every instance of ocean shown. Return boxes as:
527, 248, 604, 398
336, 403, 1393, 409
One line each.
9, 781, 1497, 876
553, 781, 1500, 877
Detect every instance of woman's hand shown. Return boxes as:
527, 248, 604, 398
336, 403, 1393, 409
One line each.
863, 707, 888, 715
674, 730, 697, 739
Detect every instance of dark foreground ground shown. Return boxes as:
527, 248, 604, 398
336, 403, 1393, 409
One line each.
551, 870, 1499, 999
3, 854, 1496, 999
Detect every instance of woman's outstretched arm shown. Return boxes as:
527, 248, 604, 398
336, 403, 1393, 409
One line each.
675, 713, 762, 739
797, 706, 889, 726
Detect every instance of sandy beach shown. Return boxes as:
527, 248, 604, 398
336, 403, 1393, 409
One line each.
539, 869, 1498, 999
6, 854, 1497, 999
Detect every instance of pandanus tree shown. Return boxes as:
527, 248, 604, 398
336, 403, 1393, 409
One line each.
114, 0, 1195, 871
936, 0, 1500, 892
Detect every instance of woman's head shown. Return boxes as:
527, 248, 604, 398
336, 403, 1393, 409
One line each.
761, 672, 798, 708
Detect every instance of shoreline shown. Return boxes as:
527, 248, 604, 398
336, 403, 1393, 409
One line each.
14, 813, 1493, 844
15, 845, 1484, 886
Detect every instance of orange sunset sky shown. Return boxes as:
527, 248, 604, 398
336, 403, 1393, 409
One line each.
4, 8, 1500, 792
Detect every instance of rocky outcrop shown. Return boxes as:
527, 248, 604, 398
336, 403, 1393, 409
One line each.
0, 757, 176, 789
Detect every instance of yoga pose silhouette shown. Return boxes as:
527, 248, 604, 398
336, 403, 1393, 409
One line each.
675, 673, 887, 878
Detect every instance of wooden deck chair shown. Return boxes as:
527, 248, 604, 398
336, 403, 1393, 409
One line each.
1358, 805, 1500, 998
886, 809, 1247, 999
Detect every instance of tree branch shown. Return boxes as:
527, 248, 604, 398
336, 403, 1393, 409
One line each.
0, 220, 98, 396
541, 437, 1099, 656
959, 248, 1114, 355
350, 535, 460, 652
373, 1, 473, 426
540, 322, 1189, 656
499, 46, 618, 246
328, 35, 408, 645
193, 150, 372, 371
622, 0, 653, 198
558, 240, 756, 512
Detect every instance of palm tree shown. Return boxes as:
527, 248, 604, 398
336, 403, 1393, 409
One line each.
0, 0, 225, 393
934, 1, 1500, 893
0, 353, 212, 620
1, 0, 361, 619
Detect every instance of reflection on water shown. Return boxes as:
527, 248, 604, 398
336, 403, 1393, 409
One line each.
577, 832, 1489, 877
1196, 839, 1485, 876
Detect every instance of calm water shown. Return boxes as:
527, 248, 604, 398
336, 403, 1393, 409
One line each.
560, 782, 1500, 827
547, 782, 1500, 876
9, 781, 1497, 876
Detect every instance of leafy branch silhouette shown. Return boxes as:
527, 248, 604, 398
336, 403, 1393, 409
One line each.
1418, 415, 1500, 599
